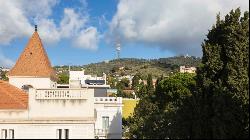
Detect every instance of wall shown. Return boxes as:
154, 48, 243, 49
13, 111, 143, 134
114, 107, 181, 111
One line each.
28, 88, 95, 119
94, 97, 123, 139
0, 88, 95, 120
8, 77, 55, 89
0, 110, 28, 120
0, 88, 96, 139
0, 123, 94, 139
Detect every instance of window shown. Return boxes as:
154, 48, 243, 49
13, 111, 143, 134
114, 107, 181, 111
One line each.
57, 129, 69, 139
1, 129, 7, 139
65, 129, 69, 139
57, 129, 62, 139
9, 129, 14, 139
102, 116, 109, 130
21, 85, 33, 92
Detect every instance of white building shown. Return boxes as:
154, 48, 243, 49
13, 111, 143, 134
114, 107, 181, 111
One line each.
0, 27, 122, 139
68, 71, 111, 97
69, 71, 107, 86
0, 68, 10, 72
180, 66, 196, 73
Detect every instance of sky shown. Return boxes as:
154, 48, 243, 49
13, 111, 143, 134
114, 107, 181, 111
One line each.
0, 0, 249, 67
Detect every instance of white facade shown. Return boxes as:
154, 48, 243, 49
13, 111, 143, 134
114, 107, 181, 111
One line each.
180, 66, 196, 73
0, 88, 95, 139
69, 70, 106, 85
8, 76, 57, 89
1, 77, 123, 139
94, 97, 123, 139
0, 123, 94, 139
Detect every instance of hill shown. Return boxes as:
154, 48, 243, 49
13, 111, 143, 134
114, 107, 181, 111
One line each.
62, 56, 202, 79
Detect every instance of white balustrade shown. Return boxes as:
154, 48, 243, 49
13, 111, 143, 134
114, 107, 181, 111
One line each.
95, 129, 109, 136
35, 89, 88, 100
94, 97, 122, 104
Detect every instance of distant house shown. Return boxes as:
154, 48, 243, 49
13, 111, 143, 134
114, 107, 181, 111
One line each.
138, 79, 158, 88
0, 67, 10, 72
118, 75, 134, 86
180, 66, 196, 73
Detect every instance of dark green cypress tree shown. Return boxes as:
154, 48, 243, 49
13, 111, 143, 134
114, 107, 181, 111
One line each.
132, 73, 140, 90
194, 8, 249, 139
146, 74, 154, 94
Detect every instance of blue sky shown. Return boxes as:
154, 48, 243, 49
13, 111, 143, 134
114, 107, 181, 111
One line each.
0, 0, 248, 67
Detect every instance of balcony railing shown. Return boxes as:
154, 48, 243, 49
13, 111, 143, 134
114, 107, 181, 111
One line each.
95, 129, 109, 136
35, 89, 89, 100
94, 97, 122, 104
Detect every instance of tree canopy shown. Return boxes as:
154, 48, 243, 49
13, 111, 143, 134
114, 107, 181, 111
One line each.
123, 8, 249, 139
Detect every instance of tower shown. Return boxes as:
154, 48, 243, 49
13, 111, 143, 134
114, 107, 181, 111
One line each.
115, 38, 121, 59
116, 42, 121, 59
7, 25, 57, 89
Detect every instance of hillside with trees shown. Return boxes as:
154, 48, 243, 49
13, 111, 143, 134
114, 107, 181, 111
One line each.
76, 56, 200, 79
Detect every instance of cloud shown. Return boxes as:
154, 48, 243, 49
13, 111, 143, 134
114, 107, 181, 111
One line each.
0, 0, 33, 44
74, 27, 99, 50
109, 0, 249, 56
0, 0, 100, 50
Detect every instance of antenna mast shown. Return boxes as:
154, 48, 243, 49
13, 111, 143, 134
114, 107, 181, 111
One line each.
115, 37, 121, 59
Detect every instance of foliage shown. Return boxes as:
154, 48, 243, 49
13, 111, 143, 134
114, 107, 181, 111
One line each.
57, 73, 69, 84
106, 75, 116, 88
0, 70, 8, 81
64, 57, 201, 78
125, 73, 196, 139
146, 74, 154, 94
193, 8, 249, 139
124, 8, 249, 139
136, 83, 147, 99
132, 73, 140, 90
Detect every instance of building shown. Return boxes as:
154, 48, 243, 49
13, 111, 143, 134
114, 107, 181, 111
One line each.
0, 68, 10, 72
0, 26, 122, 139
69, 71, 107, 86
68, 71, 110, 97
179, 66, 196, 73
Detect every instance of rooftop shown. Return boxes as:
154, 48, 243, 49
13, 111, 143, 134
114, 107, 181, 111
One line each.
0, 80, 28, 109
7, 27, 57, 80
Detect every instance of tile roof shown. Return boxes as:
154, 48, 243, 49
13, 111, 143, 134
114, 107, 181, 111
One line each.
0, 80, 28, 109
7, 31, 57, 80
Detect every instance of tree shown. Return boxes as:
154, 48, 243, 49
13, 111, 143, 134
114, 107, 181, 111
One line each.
120, 78, 130, 88
146, 74, 154, 94
124, 95, 159, 139
107, 75, 116, 88
132, 73, 140, 90
0, 70, 8, 81
155, 74, 164, 88
126, 73, 196, 139
153, 73, 196, 139
194, 8, 249, 139
57, 73, 69, 84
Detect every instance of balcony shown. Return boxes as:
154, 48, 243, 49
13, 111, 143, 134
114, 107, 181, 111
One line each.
94, 97, 122, 104
35, 89, 89, 100
95, 129, 109, 138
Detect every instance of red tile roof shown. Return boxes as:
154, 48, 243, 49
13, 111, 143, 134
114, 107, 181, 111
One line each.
0, 80, 28, 109
7, 31, 57, 80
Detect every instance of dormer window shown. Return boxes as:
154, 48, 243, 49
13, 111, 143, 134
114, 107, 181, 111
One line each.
21, 85, 33, 93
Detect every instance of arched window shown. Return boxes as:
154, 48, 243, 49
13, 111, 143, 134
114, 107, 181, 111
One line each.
21, 85, 33, 92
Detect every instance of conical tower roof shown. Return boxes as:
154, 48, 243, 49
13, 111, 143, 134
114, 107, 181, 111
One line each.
7, 27, 57, 80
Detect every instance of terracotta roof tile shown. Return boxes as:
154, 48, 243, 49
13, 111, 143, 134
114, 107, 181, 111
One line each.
0, 80, 28, 109
7, 31, 57, 80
